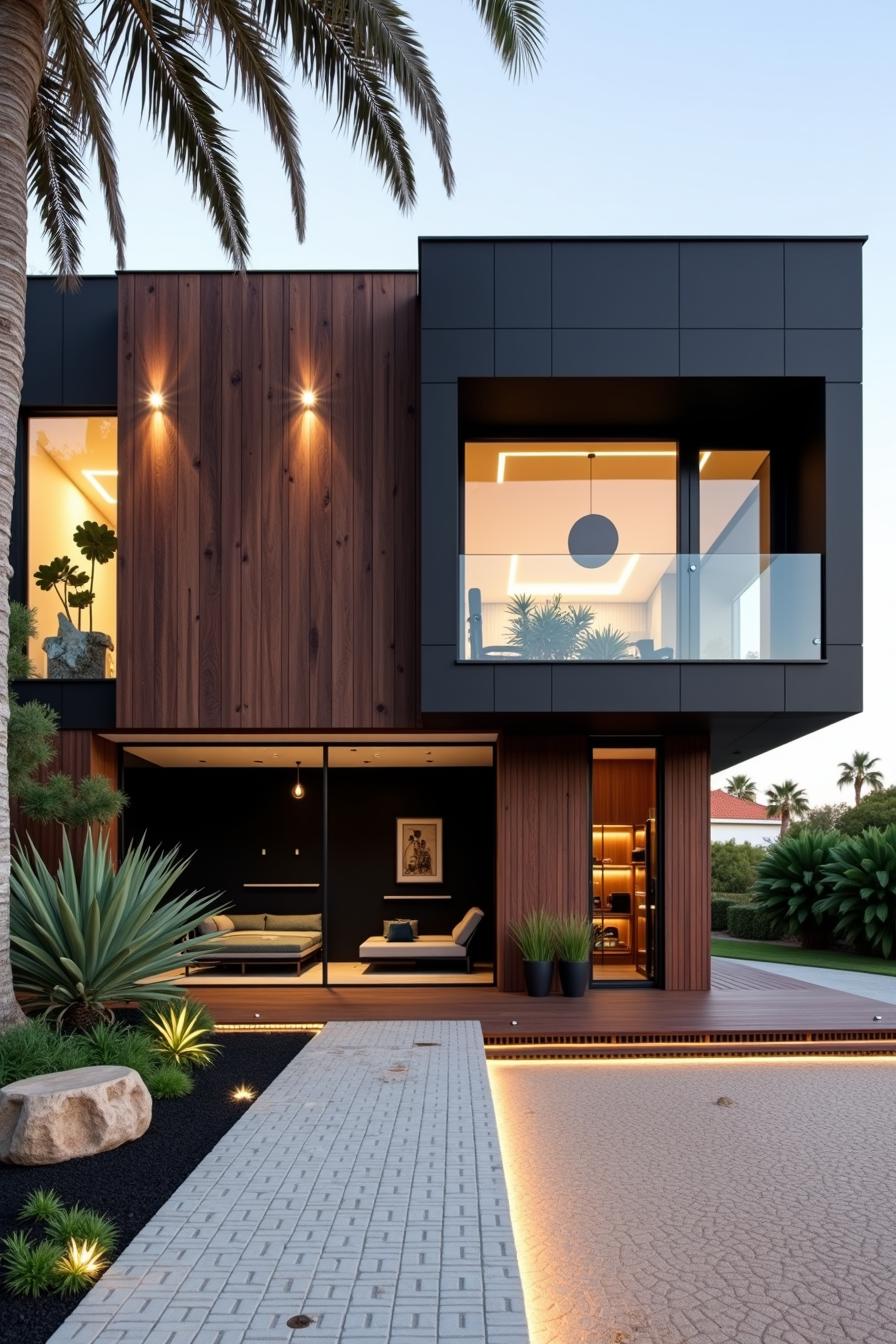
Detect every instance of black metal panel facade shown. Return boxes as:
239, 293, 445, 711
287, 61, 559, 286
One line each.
419, 236, 864, 764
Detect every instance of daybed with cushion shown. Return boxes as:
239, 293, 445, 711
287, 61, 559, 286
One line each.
189, 913, 322, 975
358, 907, 484, 973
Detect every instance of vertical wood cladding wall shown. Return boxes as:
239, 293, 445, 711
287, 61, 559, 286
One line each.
11, 732, 120, 870
663, 735, 711, 990
496, 735, 589, 992
117, 272, 419, 730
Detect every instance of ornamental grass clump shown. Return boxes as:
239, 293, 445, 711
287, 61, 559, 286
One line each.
10, 830, 226, 1028
818, 824, 896, 958
2, 1192, 117, 1298
751, 829, 841, 947
508, 909, 557, 962
144, 1000, 221, 1070
554, 915, 593, 963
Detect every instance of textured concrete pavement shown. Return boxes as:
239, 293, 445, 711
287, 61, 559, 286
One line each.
490, 1057, 896, 1344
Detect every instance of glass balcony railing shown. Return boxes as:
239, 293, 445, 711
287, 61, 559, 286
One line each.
460, 553, 822, 662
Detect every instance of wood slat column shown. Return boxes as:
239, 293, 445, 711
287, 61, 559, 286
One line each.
496, 734, 589, 992
663, 734, 711, 990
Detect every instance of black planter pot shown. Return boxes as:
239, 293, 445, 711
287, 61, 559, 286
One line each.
558, 959, 591, 997
522, 959, 554, 997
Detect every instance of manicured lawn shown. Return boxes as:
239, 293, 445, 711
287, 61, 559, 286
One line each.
711, 938, 896, 977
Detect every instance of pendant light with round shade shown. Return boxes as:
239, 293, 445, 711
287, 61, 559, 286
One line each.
291, 761, 305, 800
568, 452, 619, 569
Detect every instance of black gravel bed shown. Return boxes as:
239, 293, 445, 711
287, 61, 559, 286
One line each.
0, 1031, 311, 1344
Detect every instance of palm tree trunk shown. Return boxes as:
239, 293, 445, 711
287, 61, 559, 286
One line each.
0, 0, 47, 1029
855, 780, 862, 809
780, 807, 790, 836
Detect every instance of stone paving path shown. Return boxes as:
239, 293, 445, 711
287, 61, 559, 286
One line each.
729, 955, 896, 1006
50, 1021, 529, 1344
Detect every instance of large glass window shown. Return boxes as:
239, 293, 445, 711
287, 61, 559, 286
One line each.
27, 416, 118, 678
698, 450, 771, 659
463, 441, 679, 660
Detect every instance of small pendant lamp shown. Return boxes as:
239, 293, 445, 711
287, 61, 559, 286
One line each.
291, 761, 305, 800
567, 451, 619, 569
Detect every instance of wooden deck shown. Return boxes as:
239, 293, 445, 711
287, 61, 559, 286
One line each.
188, 961, 896, 1058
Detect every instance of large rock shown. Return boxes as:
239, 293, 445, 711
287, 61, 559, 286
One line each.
43, 613, 113, 679
0, 1065, 152, 1165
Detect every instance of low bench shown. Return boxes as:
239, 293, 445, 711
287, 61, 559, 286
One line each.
358, 907, 484, 974
189, 913, 322, 975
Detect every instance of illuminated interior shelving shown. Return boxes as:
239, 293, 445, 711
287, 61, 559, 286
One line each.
592, 823, 646, 959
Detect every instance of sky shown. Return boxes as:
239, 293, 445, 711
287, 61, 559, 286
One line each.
26, 0, 896, 806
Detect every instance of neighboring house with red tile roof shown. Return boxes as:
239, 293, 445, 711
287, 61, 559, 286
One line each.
710, 789, 782, 847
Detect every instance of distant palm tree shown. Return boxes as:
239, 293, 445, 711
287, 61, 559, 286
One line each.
725, 773, 757, 802
0, 0, 545, 1032
766, 781, 810, 836
837, 750, 884, 809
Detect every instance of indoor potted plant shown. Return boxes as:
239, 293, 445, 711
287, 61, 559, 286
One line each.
34, 519, 118, 678
555, 915, 593, 997
508, 909, 556, 996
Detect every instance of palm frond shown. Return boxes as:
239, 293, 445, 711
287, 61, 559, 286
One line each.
319, 0, 454, 193
28, 58, 86, 288
100, 0, 249, 266
46, 0, 126, 268
258, 0, 416, 208
468, 0, 544, 78
195, 0, 307, 239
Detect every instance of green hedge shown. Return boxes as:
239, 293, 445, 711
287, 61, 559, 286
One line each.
711, 895, 738, 930
725, 903, 780, 941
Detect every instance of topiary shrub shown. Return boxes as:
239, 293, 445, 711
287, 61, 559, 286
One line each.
818, 824, 896, 958
725, 903, 780, 941
711, 895, 738, 931
711, 840, 765, 895
751, 829, 840, 948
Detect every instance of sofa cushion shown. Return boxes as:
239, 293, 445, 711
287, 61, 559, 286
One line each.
386, 920, 415, 943
204, 931, 321, 954
360, 935, 466, 960
452, 907, 484, 946
199, 914, 234, 935
266, 913, 322, 933
229, 914, 267, 931
383, 919, 419, 938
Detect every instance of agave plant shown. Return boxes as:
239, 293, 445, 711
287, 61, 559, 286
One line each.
10, 831, 226, 1028
751, 829, 840, 948
504, 594, 593, 661
817, 825, 896, 959
578, 624, 630, 662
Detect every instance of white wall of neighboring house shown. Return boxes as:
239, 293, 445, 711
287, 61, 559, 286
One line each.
711, 819, 781, 847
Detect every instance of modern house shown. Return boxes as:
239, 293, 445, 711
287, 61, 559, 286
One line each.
12, 236, 863, 993
710, 789, 782, 847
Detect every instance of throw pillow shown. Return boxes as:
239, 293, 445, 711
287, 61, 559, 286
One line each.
386, 920, 415, 943
383, 918, 419, 938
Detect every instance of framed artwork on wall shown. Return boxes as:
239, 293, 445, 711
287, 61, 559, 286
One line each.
396, 818, 443, 883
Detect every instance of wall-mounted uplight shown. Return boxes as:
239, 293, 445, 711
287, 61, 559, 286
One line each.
300, 388, 317, 409
147, 390, 165, 411
291, 760, 305, 800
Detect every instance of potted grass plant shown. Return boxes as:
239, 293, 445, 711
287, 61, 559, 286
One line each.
555, 915, 593, 997
508, 909, 556, 996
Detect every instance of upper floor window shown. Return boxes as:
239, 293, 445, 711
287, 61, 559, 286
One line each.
463, 440, 679, 660
27, 416, 118, 679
